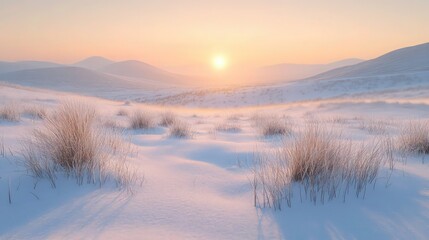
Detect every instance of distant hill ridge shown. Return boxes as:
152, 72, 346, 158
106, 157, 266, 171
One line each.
306, 42, 429, 81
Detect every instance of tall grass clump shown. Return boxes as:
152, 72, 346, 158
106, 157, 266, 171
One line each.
117, 109, 129, 116
359, 119, 388, 134
329, 116, 348, 124
397, 120, 429, 154
252, 123, 392, 210
215, 121, 241, 133
253, 114, 292, 137
129, 110, 154, 130
0, 103, 21, 122
159, 111, 177, 127
101, 119, 123, 130
21, 101, 138, 188
0, 135, 5, 158
227, 113, 242, 121
23, 104, 47, 119
169, 120, 192, 138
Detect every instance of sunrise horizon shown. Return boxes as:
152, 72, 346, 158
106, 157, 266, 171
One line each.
2, 2, 429, 239
2, 1, 429, 74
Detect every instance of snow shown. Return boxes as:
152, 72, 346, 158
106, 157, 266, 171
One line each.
99, 60, 192, 85
73, 56, 116, 70
1, 42, 429, 239
138, 70, 429, 107
1, 82, 429, 239
308, 42, 429, 80
255, 58, 364, 84
138, 42, 429, 108
0, 61, 62, 74
0, 67, 187, 102
0, 58, 197, 101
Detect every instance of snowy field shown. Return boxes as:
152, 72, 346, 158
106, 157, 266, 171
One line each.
1, 82, 429, 240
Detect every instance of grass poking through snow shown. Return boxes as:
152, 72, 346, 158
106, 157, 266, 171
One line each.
398, 120, 429, 154
159, 111, 177, 127
22, 104, 47, 119
0, 103, 21, 122
253, 114, 292, 137
252, 123, 394, 210
215, 121, 241, 133
117, 109, 129, 116
21, 101, 140, 190
169, 120, 192, 138
129, 110, 154, 130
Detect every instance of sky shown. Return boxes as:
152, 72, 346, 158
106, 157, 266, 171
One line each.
1, 0, 429, 73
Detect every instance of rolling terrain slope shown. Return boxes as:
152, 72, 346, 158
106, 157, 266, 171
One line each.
1, 83, 429, 239
309, 42, 429, 80
255, 58, 363, 83
146, 42, 429, 107
0, 61, 62, 74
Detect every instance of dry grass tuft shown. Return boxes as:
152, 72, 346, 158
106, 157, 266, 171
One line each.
227, 113, 242, 121
254, 115, 292, 137
252, 124, 393, 210
159, 111, 177, 127
102, 119, 123, 130
129, 110, 154, 130
0, 103, 21, 122
23, 104, 47, 119
359, 119, 388, 134
0, 135, 5, 158
169, 120, 192, 138
117, 109, 129, 116
21, 101, 140, 189
215, 121, 241, 133
288, 125, 344, 182
329, 116, 348, 124
397, 120, 429, 154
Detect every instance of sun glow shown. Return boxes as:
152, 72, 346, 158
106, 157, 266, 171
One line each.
212, 55, 227, 70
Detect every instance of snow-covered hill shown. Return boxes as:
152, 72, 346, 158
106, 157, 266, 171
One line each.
73, 56, 116, 70
0, 66, 183, 99
308, 42, 429, 81
139, 71, 429, 107
100, 60, 192, 85
0, 61, 62, 74
256, 58, 363, 83
1, 42, 428, 108
147, 42, 429, 107
0, 57, 197, 98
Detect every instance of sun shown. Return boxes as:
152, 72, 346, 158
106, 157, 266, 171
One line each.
212, 55, 227, 70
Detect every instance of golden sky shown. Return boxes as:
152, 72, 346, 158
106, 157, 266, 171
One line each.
1, 0, 429, 71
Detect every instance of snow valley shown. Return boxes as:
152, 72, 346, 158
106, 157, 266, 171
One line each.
1, 41, 429, 239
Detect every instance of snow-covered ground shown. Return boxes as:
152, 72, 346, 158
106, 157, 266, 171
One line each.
135, 70, 429, 107
122, 42, 429, 107
1, 82, 429, 239
1, 42, 429, 239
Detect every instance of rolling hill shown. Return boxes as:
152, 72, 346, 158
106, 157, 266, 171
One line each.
100, 60, 190, 85
73, 56, 115, 70
0, 66, 177, 96
308, 42, 429, 81
2, 42, 428, 107
0, 61, 62, 74
256, 58, 363, 83
147, 42, 429, 107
